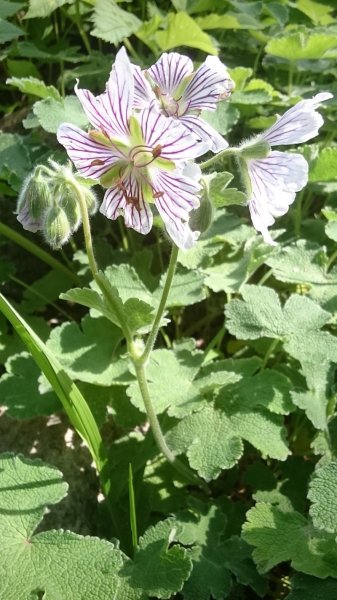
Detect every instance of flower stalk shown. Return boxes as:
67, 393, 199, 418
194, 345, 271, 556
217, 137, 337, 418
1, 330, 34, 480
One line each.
69, 175, 205, 488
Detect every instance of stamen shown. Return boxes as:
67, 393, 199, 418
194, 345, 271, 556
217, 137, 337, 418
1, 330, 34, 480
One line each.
152, 145, 162, 158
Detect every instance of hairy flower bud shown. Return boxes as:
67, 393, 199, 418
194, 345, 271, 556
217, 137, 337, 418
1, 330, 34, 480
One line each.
83, 187, 98, 215
16, 169, 52, 232
240, 139, 271, 160
57, 184, 82, 231
43, 205, 73, 249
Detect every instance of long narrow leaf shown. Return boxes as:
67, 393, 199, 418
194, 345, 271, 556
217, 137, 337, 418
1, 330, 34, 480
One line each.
0, 293, 108, 488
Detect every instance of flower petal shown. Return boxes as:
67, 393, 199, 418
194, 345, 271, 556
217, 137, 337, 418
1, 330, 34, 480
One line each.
57, 123, 119, 179
152, 167, 201, 249
140, 108, 209, 161
182, 56, 234, 112
248, 151, 308, 242
99, 47, 134, 140
75, 82, 116, 136
100, 175, 153, 235
180, 114, 229, 152
147, 53, 193, 96
132, 64, 156, 109
262, 92, 333, 146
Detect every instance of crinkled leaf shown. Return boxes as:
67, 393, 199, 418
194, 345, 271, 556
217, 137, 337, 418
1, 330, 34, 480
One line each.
310, 147, 337, 181
242, 503, 337, 577
167, 405, 244, 480
155, 267, 206, 308
6, 76, 61, 100
156, 12, 218, 54
265, 241, 337, 311
91, 0, 142, 44
217, 369, 294, 415
0, 454, 143, 600
127, 346, 205, 418
25, 0, 73, 18
308, 461, 337, 533
46, 315, 126, 386
0, 352, 60, 418
123, 519, 192, 599
226, 285, 337, 364
202, 102, 240, 135
33, 95, 88, 133
266, 29, 337, 60
0, 133, 31, 179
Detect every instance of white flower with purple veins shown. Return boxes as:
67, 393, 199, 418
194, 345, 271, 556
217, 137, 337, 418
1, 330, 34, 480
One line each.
132, 52, 234, 152
245, 92, 333, 244
57, 48, 209, 249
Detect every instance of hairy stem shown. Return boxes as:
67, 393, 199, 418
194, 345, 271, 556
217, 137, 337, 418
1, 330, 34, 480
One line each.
141, 244, 179, 364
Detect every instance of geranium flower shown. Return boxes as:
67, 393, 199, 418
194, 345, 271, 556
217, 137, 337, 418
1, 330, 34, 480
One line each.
243, 92, 333, 244
57, 48, 209, 249
131, 52, 234, 152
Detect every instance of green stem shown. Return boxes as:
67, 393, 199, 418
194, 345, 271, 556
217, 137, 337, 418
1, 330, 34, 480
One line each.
327, 248, 337, 271
132, 355, 208, 490
141, 244, 178, 364
75, 0, 91, 54
67, 175, 133, 345
199, 147, 240, 171
0, 222, 81, 285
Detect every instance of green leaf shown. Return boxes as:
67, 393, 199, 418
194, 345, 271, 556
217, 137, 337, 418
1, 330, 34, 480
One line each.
0, 352, 60, 418
156, 12, 218, 54
33, 95, 88, 133
0, 18, 24, 43
46, 315, 126, 386
6, 76, 61, 100
286, 574, 337, 600
217, 369, 294, 415
196, 12, 261, 30
204, 237, 275, 294
308, 461, 337, 533
0, 294, 105, 475
155, 266, 206, 308
91, 0, 142, 44
167, 405, 244, 479
62, 265, 156, 334
265, 28, 337, 61
24, 0, 74, 18
243, 503, 337, 577
310, 147, 337, 181
124, 519, 193, 599
0, 2, 23, 19
265, 241, 337, 311
180, 504, 233, 600
202, 102, 240, 135
290, 361, 334, 429
0, 133, 31, 179
295, 0, 335, 26
0, 454, 143, 600
225, 285, 337, 364
127, 346, 205, 418
207, 172, 247, 208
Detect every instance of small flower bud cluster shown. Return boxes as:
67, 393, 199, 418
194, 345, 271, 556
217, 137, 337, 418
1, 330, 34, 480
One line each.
16, 162, 97, 249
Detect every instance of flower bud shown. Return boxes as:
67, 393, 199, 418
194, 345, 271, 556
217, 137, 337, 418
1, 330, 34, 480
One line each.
43, 205, 72, 249
16, 169, 52, 232
83, 187, 98, 215
57, 184, 81, 231
240, 139, 271, 160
